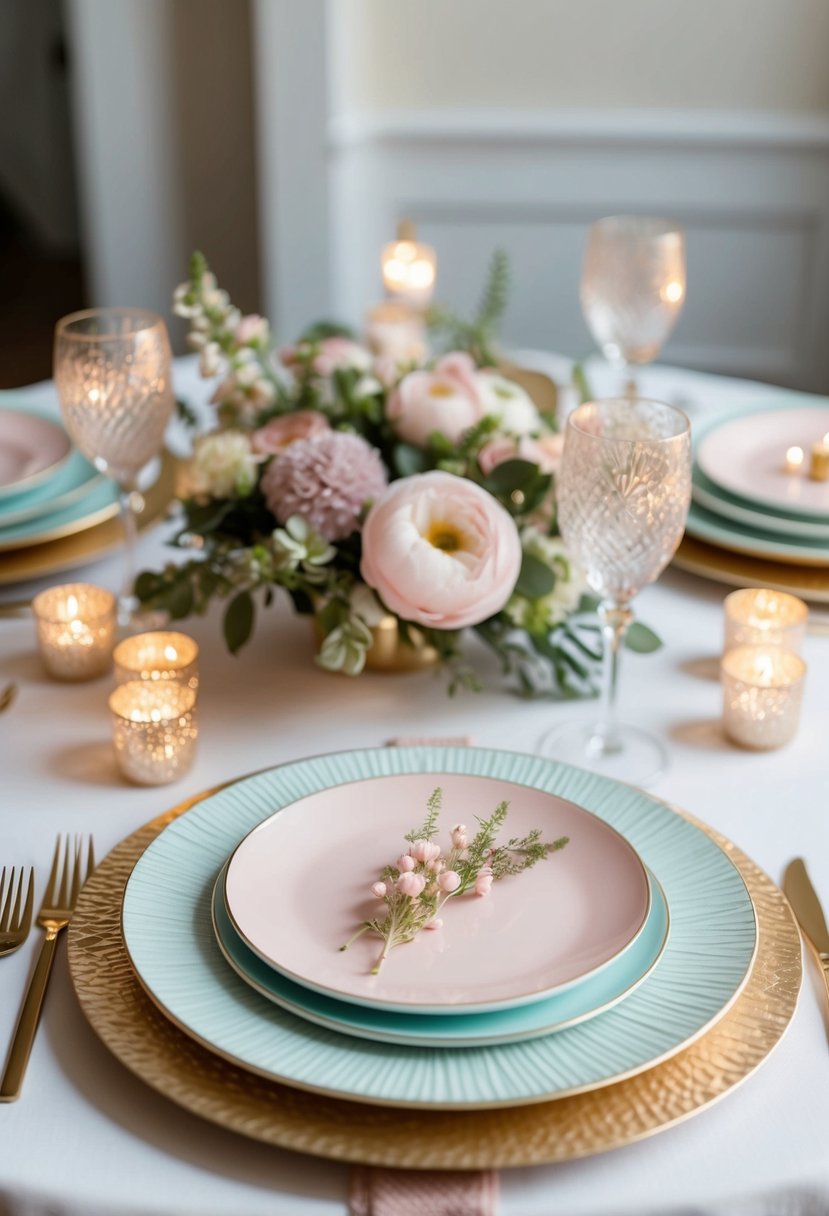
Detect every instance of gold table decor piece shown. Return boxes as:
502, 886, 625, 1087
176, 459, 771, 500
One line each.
113, 630, 199, 690
672, 534, 829, 604
0, 451, 177, 588
67, 786, 801, 1170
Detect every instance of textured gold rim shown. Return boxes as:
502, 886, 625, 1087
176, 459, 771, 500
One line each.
673, 534, 829, 603
0, 451, 177, 586
67, 791, 801, 1169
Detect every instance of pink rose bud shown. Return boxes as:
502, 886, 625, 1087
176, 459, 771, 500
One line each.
397, 854, 415, 872
475, 873, 494, 897
371, 881, 387, 899
438, 870, 461, 893
450, 824, 468, 849
426, 857, 444, 873
397, 872, 426, 898
423, 918, 443, 931
410, 839, 441, 863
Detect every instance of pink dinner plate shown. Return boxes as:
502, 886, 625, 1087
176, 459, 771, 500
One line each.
223, 772, 651, 1015
0, 409, 72, 499
696, 406, 829, 519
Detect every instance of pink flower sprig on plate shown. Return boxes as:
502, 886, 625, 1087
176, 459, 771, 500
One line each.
341, 787, 569, 974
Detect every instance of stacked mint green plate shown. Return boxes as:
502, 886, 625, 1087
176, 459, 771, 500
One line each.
687, 400, 829, 565
0, 396, 117, 554
122, 746, 758, 1111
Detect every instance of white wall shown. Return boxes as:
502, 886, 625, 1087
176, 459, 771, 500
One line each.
333, 0, 829, 114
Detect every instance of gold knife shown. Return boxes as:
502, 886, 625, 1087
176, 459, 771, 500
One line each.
783, 858, 829, 1010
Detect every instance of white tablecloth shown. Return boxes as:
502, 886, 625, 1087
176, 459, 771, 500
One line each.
1, 356, 828, 1216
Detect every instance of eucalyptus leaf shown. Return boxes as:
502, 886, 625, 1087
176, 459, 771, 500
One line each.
393, 443, 428, 477
223, 591, 255, 654
514, 553, 556, 599
482, 458, 539, 496
625, 622, 663, 654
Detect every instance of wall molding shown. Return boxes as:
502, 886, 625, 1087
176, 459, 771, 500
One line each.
330, 107, 829, 152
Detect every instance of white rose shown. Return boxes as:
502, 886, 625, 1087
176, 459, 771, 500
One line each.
476, 372, 541, 436
187, 431, 259, 500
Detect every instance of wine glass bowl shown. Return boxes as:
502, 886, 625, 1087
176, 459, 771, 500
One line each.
540, 397, 691, 786
557, 398, 692, 605
581, 216, 686, 382
54, 309, 175, 622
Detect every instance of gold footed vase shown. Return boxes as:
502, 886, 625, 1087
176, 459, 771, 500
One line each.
313, 614, 438, 674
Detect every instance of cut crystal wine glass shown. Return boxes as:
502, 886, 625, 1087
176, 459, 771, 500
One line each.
539, 397, 691, 785
581, 216, 686, 394
54, 309, 174, 624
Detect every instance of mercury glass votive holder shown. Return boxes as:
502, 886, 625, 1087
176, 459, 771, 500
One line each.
32, 583, 116, 681
113, 631, 199, 691
110, 681, 198, 785
723, 588, 808, 654
721, 646, 806, 751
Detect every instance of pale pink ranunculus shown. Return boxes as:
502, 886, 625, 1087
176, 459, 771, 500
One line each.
386, 369, 481, 447
312, 337, 372, 378
252, 410, 330, 455
478, 432, 564, 477
371, 881, 387, 899
410, 839, 441, 863
476, 371, 540, 435
438, 870, 461, 893
475, 873, 493, 897
235, 314, 269, 346
360, 471, 522, 630
397, 872, 426, 898
436, 352, 482, 405
397, 854, 415, 873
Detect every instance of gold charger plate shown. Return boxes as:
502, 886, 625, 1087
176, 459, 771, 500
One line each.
67, 788, 801, 1170
0, 451, 177, 587
673, 534, 829, 605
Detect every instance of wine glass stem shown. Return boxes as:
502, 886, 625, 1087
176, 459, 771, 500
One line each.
117, 483, 138, 625
595, 602, 633, 755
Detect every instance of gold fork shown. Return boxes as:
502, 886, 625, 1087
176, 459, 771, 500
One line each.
0, 836, 94, 1102
0, 867, 34, 957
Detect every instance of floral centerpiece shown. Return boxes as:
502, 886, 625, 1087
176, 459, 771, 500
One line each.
136, 252, 658, 695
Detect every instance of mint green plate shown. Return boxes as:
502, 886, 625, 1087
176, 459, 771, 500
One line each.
0, 448, 104, 529
685, 499, 829, 566
0, 475, 118, 551
122, 747, 757, 1110
212, 864, 670, 1048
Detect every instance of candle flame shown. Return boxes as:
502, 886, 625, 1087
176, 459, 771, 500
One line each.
785, 445, 804, 469
66, 594, 79, 618
663, 280, 684, 304
163, 645, 178, 662
88, 388, 101, 404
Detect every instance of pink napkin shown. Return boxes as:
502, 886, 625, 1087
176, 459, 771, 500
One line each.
349, 1167, 499, 1216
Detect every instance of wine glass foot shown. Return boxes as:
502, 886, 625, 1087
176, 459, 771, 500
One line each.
537, 721, 668, 788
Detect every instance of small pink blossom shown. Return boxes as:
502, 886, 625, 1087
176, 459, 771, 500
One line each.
450, 824, 468, 849
423, 918, 443, 931
426, 858, 445, 873
235, 314, 269, 346
438, 870, 461, 893
435, 352, 482, 405
311, 337, 372, 378
397, 854, 415, 872
410, 839, 441, 863
475, 872, 493, 897
397, 872, 426, 898
252, 410, 329, 455
371, 881, 387, 899
479, 432, 564, 477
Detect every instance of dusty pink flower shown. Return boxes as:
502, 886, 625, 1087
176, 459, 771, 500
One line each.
252, 410, 329, 455
361, 471, 522, 630
475, 872, 493, 897
261, 431, 387, 541
371, 881, 387, 899
450, 824, 468, 849
438, 870, 461, 893
397, 854, 415, 873
397, 872, 426, 898
426, 857, 445, 873
410, 839, 441, 863
235, 314, 269, 346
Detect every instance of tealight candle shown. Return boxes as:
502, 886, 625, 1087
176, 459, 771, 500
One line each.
32, 583, 116, 681
381, 221, 437, 308
808, 434, 829, 482
113, 631, 199, 690
364, 299, 428, 364
721, 646, 806, 750
784, 446, 805, 475
723, 588, 808, 654
110, 681, 198, 785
